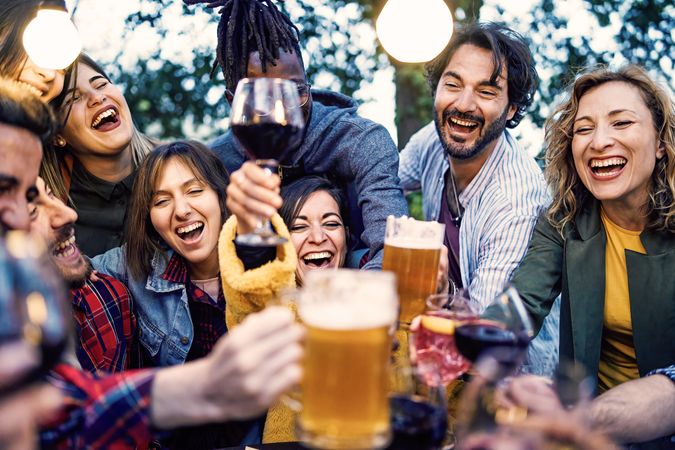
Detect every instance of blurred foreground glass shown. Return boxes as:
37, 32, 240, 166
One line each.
296, 269, 398, 449
0, 231, 67, 398
411, 291, 478, 386
456, 359, 597, 450
230, 77, 304, 246
382, 216, 444, 328
388, 363, 448, 450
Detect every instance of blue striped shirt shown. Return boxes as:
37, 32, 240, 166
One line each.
400, 122, 550, 305
399, 122, 560, 375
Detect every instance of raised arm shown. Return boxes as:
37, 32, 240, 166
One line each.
510, 214, 565, 334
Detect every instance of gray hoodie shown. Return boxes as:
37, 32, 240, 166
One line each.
211, 89, 408, 269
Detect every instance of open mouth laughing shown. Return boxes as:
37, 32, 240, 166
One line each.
448, 116, 480, 133
176, 221, 204, 243
589, 157, 627, 178
52, 232, 80, 260
91, 106, 120, 131
442, 110, 484, 140
16, 81, 45, 98
301, 251, 335, 269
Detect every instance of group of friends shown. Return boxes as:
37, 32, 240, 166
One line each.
0, 0, 673, 448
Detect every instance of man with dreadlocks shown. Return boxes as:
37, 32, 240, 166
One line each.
185, 0, 408, 270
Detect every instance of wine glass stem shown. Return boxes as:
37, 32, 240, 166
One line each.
255, 159, 279, 237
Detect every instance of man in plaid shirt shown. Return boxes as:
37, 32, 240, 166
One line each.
29, 177, 136, 375
0, 78, 303, 449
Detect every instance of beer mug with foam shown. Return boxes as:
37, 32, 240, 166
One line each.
296, 269, 398, 449
382, 216, 445, 328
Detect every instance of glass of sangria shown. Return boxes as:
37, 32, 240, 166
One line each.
410, 289, 478, 386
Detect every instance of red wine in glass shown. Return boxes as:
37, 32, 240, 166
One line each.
388, 394, 448, 450
455, 320, 530, 369
230, 77, 305, 247
231, 122, 302, 163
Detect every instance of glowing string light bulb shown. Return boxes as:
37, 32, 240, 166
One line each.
22, 1, 82, 70
376, 0, 454, 63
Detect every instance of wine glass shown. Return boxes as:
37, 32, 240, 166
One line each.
230, 77, 305, 246
454, 285, 534, 375
410, 290, 478, 386
0, 231, 68, 399
389, 362, 448, 450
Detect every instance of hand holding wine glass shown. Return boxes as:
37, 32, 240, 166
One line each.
230, 77, 305, 246
226, 161, 283, 236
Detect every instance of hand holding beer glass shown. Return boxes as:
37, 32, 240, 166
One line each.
294, 269, 398, 449
382, 216, 445, 329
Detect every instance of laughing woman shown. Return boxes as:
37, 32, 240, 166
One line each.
41, 54, 157, 256
0, 4, 153, 257
91, 141, 229, 368
218, 173, 349, 443
218, 174, 349, 329
91, 141, 265, 447
511, 65, 675, 393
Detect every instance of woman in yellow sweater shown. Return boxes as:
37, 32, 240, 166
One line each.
219, 168, 351, 442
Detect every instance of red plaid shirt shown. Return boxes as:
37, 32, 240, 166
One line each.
161, 253, 227, 361
41, 364, 157, 449
71, 274, 136, 374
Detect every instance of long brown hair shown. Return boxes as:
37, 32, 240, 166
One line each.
125, 140, 230, 280
545, 65, 675, 235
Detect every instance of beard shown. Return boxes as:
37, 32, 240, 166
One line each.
49, 224, 91, 289
65, 261, 93, 289
434, 105, 510, 160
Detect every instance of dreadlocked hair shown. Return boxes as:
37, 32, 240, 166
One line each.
184, 0, 302, 89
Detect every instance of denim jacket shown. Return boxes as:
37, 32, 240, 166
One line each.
91, 247, 193, 367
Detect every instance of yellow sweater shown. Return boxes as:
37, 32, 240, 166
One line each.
218, 214, 298, 443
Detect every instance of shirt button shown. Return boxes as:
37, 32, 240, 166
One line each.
180, 336, 189, 345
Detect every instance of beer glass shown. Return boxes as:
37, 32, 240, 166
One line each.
296, 269, 398, 449
382, 215, 445, 328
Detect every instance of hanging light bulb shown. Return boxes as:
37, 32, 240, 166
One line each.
376, 0, 454, 63
22, 1, 82, 70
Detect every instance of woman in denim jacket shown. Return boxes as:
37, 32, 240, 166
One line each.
91, 140, 295, 447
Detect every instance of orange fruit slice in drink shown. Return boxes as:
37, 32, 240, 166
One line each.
421, 315, 455, 335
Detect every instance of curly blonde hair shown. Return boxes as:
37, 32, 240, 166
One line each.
545, 65, 675, 235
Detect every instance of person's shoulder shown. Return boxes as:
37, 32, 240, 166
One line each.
209, 131, 235, 149
89, 272, 131, 296
313, 89, 383, 132
209, 131, 245, 173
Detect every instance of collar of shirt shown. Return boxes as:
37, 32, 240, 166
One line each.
71, 158, 136, 201
161, 251, 189, 284
161, 252, 223, 307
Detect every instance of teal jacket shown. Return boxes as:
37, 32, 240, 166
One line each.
511, 198, 675, 383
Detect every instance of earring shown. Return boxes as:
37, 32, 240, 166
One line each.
53, 136, 66, 147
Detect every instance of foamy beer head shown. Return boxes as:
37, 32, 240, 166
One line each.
297, 269, 398, 449
298, 269, 398, 329
384, 215, 445, 248
383, 216, 445, 326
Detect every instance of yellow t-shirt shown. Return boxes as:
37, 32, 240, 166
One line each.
597, 209, 645, 393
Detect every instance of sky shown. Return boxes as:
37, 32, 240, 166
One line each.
65, 0, 636, 156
